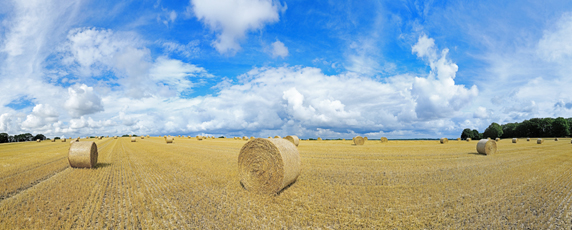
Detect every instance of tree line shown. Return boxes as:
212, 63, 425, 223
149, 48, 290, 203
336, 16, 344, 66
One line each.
461, 117, 572, 140
0, 133, 48, 143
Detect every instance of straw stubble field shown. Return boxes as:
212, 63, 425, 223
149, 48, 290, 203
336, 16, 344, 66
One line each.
1, 137, 572, 228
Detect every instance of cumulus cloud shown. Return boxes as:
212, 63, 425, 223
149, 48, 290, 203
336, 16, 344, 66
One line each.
270, 40, 288, 58
21, 104, 60, 129
411, 34, 478, 120
65, 84, 104, 118
190, 0, 285, 54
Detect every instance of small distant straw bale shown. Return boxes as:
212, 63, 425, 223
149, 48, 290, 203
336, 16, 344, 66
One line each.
555, 138, 559, 141
476, 139, 497, 155
440, 138, 448, 144
527, 138, 530, 141
457, 138, 461, 141
317, 137, 322, 141
61, 138, 67, 142
68, 141, 98, 168
165, 137, 174, 143
466, 138, 472, 142
131, 137, 136, 142
364, 137, 368, 141
51, 139, 56, 142
243, 136, 248, 140
495, 138, 500, 142
36, 139, 41, 142
537, 138, 544, 144
380, 137, 388, 143
512, 138, 518, 143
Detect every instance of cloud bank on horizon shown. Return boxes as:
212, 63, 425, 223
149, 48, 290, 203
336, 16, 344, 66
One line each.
1, 0, 572, 139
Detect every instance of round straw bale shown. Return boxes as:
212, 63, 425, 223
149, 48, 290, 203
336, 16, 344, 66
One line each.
527, 138, 530, 141
141, 136, 144, 139
129, 135, 132, 137
495, 138, 500, 142
68, 141, 98, 168
570, 139, 572, 144
476, 139, 497, 155
284, 135, 300, 146
466, 138, 471, 142
238, 138, 301, 195
131, 137, 136, 142
250, 136, 255, 140
364, 137, 368, 141
242, 136, 248, 140
487, 137, 491, 140
51, 139, 56, 142
440, 138, 448, 144
165, 137, 174, 143
36, 139, 41, 142
274, 136, 281, 138
61, 138, 67, 142
317, 137, 322, 141
555, 138, 559, 141
512, 138, 518, 143
353, 136, 365, 145
380, 137, 388, 143
457, 138, 461, 141
537, 138, 544, 144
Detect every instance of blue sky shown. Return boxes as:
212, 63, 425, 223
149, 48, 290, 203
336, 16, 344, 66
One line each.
1, 0, 572, 139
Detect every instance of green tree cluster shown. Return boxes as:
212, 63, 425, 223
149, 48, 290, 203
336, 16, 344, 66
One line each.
462, 117, 571, 139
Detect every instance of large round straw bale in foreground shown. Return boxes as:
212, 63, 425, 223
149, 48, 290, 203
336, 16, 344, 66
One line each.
476, 139, 497, 155
512, 138, 518, 143
537, 138, 544, 144
440, 138, 448, 144
165, 137, 174, 143
238, 138, 301, 195
380, 137, 388, 143
353, 136, 365, 145
284, 135, 300, 147
131, 137, 136, 142
68, 141, 98, 168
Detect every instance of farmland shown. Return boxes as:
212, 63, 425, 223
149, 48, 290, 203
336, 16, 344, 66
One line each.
1, 137, 572, 228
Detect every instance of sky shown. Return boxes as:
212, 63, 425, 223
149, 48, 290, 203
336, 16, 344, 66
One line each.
1, 0, 572, 139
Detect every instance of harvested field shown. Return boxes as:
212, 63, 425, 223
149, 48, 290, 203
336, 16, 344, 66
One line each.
1, 138, 572, 228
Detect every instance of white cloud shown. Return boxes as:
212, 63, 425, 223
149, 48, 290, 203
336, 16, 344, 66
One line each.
162, 40, 200, 58
65, 84, 104, 118
538, 12, 572, 62
190, 0, 285, 54
21, 104, 60, 129
411, 34, 478, 120
270, 40, 288, 58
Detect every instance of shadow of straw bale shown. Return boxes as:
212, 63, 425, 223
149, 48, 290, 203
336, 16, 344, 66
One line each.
95, 163, 112, 168
467, 152, 485, 156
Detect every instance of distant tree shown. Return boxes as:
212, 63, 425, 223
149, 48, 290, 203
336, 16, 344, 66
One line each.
33, 134, 46, 141
0, 133, 8, 143
483, 123, 503, 139
540, 118, 555, 137
54, 137, 61, 140
471, 129, 482, 140
501, 123, 518, 138
552, 117, 570, 137
567, 118, 572, 136
218, 136, 225, 138
461, 128, 472, 140
122, 135, 130, 137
